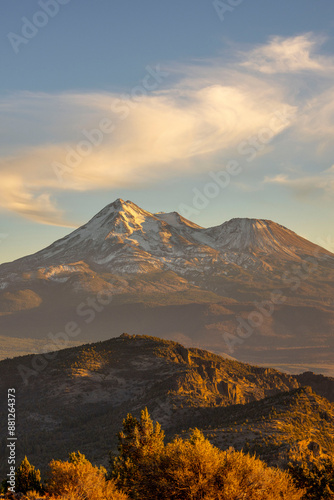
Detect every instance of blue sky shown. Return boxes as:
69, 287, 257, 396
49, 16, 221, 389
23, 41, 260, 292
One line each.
1, 0, 334, 263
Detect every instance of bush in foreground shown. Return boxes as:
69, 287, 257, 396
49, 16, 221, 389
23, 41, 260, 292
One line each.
47, 451, 127, 500
110, 408, 304, 500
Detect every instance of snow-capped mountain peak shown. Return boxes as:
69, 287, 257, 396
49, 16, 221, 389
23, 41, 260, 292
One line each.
1, 200, 334, 374
154, 211, 203, 231
83, 198, 153, 231
206, 217, 325, 259
0, 200, 333, 283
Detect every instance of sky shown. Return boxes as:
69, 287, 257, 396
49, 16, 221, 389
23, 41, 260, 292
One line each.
1, 0, 334, 263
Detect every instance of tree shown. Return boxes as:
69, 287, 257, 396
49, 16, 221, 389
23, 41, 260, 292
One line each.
16, 456, 42, 494
110, 408, 164, 498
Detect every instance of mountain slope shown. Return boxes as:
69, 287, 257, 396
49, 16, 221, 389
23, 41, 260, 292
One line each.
0, 199, 333, 372
178, 386, 334, 467
0, 334, 333, 475
0, 199, 218, 275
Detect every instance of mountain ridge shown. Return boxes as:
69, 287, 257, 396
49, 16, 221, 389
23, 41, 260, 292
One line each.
0, 199, 333, 373
0, 334, 333, 475
1, 198, 332, 275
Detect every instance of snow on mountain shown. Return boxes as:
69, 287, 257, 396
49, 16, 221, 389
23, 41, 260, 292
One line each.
154, 211, 203, 231
0, 199, 333, 289
204, 218, 333, 268
207, 218, 313, 255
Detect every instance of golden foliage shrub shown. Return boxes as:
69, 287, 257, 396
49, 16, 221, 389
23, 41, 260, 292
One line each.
47, 452, 127, 500
111, 409, 304, 500
216, 449, 304, 500
156, 430, 304, 500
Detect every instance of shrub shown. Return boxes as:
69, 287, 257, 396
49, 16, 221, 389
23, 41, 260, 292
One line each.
217, 449, 304, 500
47, 451, 127, 500
157, 428, 222, 499
22, 491, 44, 499
110, 409, 304, 500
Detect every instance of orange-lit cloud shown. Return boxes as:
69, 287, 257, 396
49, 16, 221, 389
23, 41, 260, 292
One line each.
0, 33, 333, 225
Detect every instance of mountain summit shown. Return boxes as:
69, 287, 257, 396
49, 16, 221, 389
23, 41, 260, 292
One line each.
1, 199, 331, 276
0, 199, 333, 373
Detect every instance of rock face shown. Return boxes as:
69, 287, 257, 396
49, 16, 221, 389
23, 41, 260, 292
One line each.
0, 198, 334, 373
218, 381, 243, 404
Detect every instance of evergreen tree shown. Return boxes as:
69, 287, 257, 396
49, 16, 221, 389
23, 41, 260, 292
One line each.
0, 478, 8, 494
110, 408, 164, 498
16, 456, 42, 494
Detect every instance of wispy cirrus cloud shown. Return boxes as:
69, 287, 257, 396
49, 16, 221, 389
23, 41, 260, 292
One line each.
240, 33, 334, 74
0, 172, 72, 227
0, 78, 295, 225
0, 32, 333, 225
296, 87, 334, 151
264, 165, 334, 198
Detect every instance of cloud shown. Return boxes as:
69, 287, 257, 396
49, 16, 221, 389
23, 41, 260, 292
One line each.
295, 87, 334, 150
264, 165, 334, 198
241, 33, 334, 74
0, 174, 72, 226
0, 75, 295, 224
0, 32, 333, 225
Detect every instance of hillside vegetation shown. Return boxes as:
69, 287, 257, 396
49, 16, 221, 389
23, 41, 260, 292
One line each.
0, 334, 333, 479
2, 410, 308, 500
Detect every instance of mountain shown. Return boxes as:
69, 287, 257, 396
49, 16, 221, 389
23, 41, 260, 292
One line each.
0, 334, 333, 476
0, 199, 334, 373
1, 198, 330, 275
0, 199, 209, 275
